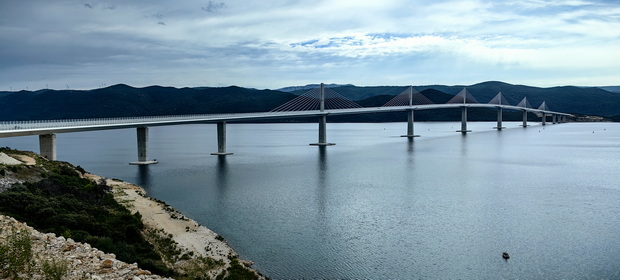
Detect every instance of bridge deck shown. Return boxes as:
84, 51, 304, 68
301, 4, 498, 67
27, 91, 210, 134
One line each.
0, 104, 571, 138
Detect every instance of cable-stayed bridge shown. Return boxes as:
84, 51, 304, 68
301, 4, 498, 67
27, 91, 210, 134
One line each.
0, 84, 571, 164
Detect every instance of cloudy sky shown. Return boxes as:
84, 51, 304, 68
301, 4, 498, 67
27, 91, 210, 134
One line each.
1, 0, 619, 90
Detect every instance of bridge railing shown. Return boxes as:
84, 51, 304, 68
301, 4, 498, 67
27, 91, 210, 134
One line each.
0, 114, 209, 131
0, 112, 296, 131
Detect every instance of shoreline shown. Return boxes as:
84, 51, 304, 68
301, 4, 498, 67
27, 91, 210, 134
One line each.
84, 172, 264, 279
0, 149, 264, 279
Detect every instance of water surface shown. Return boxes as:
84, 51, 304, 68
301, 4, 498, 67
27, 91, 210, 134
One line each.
3, 122, 619, 279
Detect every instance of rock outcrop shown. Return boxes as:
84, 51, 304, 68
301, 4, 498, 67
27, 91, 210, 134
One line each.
0, 214, 172, 280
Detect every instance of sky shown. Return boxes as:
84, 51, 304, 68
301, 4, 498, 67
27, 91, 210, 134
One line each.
1, 0, 619, 90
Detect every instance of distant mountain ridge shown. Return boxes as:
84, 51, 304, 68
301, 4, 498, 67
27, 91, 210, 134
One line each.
599, 86, 620, 93
0, 81, 618, 121
277, 83, 353, 92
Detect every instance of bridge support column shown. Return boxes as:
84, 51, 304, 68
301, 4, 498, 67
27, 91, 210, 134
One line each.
494, 107, 505, 130
39, 134, 56, 160
401, 110, 420, 138
521, 110, 529, 127
542, 114, 546, 126
552, 114, 557, 124
310, 115, 335, 146
211, 122, 233, 155
456, 106, 471, 133
130, 127, 158, 165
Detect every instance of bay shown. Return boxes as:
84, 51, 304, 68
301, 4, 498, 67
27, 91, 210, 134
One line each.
3, 122, 620, 279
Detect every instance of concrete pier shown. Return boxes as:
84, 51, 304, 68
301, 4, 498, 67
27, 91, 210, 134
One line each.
310, 83, 335, 146
310, 115, 335, 146
456, 106, 471, 133
211, 122, 233, 155
542, 114, 547, 125
552, 114, 557, 124
521, 110, 529, 127
401, 109, 420, 137
39, 134, 56, 160
130, 127, 158, 165
494, 107, 505, 130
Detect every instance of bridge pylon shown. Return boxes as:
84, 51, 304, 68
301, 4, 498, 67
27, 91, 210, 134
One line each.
401, 87, 420, 138
448, 88, 477, 133
516, 97, 532, 127
538, 101, 549, 126
489, 92, 508, 130
310, 83, 335, 146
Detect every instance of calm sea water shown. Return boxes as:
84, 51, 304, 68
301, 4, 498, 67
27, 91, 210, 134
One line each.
3, 122, 620, 279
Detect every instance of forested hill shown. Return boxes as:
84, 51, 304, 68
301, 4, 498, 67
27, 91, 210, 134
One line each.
0, 81, 618, 121
290, 81, 620, 116
0, 85, 294, 121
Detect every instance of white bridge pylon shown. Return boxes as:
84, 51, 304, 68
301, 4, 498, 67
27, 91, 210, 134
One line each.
488, 92, 510, 130
382, 86, 433, 137
270, 84, 362, 112
447, 88, 479, 133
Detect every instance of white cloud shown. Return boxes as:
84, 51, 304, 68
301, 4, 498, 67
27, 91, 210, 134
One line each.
0, 0, 619, 90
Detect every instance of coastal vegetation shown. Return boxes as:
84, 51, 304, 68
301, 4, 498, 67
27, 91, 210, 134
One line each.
0, 148, 261, 279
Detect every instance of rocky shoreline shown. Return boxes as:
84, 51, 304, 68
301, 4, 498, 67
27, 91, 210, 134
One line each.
85, 173, 263, 279
0, 150, 265, 279
1, 214, 170, 280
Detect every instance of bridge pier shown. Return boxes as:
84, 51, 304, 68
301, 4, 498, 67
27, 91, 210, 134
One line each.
542, 114, 547, 126
130, 127, 158, 165
401, 109, 420, 137
39, 134, 57, 160
456, 106, 471, 133
310, 83, 335, 146
521, 110, 529, 127
552, 114, 557, 124
310, 115, 335, 146
494, 107, 505, 130
211, 121, 233, 155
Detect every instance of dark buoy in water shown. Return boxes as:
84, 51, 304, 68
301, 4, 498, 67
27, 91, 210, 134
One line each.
502, 252, 510, 260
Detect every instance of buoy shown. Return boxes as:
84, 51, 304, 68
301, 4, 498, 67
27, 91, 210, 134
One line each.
502, 252, 510, 260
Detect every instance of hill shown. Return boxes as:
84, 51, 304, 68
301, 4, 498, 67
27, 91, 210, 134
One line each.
0, 85, 294, 121
415, 81, 620, 116
599, 86, 620, 93
0, 81, 618, 121
287, 81, 619, 116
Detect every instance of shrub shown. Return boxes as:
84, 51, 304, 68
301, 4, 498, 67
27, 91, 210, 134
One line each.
0, 227, 33, 279
0, 172, 172, 276
42, 259, 68, 280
